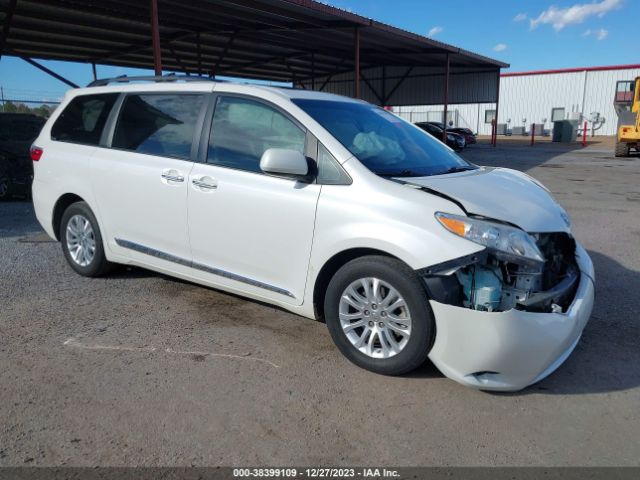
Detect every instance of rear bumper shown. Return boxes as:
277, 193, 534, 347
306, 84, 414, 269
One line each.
427, 242, 595, 391
32, 178, 57, 239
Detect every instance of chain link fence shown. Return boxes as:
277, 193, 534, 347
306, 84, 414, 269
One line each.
1, 87, 63, 116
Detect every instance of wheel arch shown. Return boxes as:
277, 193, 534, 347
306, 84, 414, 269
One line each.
312, 247, 409, 321
52, 193, 85, 240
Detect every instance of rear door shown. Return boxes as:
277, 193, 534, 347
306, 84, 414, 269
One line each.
186, 94, 321, 305
92, 91, 207, 266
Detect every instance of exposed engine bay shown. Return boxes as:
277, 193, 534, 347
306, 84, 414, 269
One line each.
422, 232, 580, 313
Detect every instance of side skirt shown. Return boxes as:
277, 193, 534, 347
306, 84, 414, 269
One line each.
114, 238, 295, 299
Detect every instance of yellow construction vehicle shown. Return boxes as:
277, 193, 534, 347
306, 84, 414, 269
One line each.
614, 77, 640, 157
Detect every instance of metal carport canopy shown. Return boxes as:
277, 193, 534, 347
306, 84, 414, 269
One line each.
0, 0, 508, 106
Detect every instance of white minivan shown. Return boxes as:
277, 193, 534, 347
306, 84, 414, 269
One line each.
31, 76, 595, 391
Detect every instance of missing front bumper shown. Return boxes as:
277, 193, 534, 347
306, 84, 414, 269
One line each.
426, 243, 595, 391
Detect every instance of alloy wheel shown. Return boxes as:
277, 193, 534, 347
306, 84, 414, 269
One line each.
65, 214, 96, 267
338, 277, 412, 359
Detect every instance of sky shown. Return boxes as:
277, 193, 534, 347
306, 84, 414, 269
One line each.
0, 0, 635, 100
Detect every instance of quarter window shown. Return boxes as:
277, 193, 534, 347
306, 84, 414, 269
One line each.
207, 96, 306, 173
51, 93, 118, 145
317, 143, 351, 185
112, 94, 205, 160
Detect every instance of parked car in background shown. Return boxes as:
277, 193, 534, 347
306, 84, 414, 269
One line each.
414, 121, 465, 151
31, 77, 594, 391
427, 121, 477, 146
0, 113, 46, 199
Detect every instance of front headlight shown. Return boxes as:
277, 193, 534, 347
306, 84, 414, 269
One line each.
435, 212, 545, 263
447, 134, 455, 141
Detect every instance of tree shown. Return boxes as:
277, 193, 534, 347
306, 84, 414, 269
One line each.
33, 105, 54, 118
16, 103, 30, 114
2, 101, 17, 113
1, 101, 55, 117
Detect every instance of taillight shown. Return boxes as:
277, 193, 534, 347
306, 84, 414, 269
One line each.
30, 145, 43, 161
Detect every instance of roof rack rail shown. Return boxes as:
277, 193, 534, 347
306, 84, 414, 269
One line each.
87, 73, 218, 87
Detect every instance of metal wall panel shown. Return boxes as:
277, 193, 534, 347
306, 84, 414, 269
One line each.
393, 67, 640, 136
300, 66, 499, 106
583, 68, 640, 135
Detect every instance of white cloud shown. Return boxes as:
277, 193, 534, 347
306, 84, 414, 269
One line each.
427, 26, 443, 37
529, 0, 621, 31
513, 13, 528, 22
582, 27, 609, 39
493, 43, 508, 52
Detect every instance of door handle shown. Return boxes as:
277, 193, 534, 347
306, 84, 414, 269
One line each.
161, 172, 185, 183
192, 176, 218, 190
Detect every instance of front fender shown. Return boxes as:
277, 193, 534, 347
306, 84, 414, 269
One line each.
300, 179, 485, 319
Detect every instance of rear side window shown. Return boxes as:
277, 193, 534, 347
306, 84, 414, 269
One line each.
112, 93, 205, 160
51, 93, 118, 145
207, 96, 306, 173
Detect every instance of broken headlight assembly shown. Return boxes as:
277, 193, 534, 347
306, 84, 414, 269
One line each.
426, 213, 578, 313
435, 212, 545, 264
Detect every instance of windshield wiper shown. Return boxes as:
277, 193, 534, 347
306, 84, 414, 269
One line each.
442, 166, 475, 174
378, 169, 419, 178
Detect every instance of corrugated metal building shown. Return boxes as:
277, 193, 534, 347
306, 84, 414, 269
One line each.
394, 64, 640, 136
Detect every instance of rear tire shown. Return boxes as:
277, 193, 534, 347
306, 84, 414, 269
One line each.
324, 255, 434, 375
60, 201, 114, 277
615, 141, 630, 157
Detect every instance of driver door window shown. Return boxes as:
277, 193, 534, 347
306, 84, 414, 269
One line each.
207, 96, 306, 173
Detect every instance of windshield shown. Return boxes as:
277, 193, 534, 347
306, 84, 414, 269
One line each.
292, 99, 474, 177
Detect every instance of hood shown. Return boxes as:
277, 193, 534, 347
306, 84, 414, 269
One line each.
400, 167, 570, 233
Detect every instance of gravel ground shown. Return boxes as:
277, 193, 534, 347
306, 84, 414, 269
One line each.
0, 142, 639, 467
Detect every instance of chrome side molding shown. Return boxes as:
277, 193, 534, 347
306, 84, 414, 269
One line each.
114, 238, 295, 299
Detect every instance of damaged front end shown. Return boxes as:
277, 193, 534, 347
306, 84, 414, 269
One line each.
422, 214, 579, 313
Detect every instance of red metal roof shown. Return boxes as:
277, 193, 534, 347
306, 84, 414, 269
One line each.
502, 64, 640, 77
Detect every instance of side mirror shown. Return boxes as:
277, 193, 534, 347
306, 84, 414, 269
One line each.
260, 148, 309, 177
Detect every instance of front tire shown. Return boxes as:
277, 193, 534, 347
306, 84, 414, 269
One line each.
324, 256, 434, 375
60, 201, 113, 277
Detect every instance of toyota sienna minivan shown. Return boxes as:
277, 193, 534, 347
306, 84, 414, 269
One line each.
31, 76, 595, 391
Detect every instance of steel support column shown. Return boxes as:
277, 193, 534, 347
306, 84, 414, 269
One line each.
91, 63, 97, 81
150, 0, 162, 75
493, 69, 500, 147
381, 65, 386, 107
442, 53, 450, 142
353, 27, 360, 99
196, 31, 202, 76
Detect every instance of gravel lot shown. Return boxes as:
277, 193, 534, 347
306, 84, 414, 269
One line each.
1, 141, 639, 467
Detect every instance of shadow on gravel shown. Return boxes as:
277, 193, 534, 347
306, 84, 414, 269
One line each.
104, 265, 160, 280
495, 250, 640, 396
460, 142, 625, 173
0, 200, 42, 239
